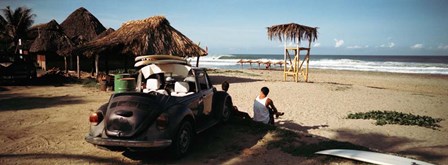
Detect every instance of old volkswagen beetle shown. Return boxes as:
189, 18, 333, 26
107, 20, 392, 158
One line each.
85, 55, 233, 158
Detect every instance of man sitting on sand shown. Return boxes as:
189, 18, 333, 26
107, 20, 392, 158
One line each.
222, 81, 251, 120
253, 87, 284, 125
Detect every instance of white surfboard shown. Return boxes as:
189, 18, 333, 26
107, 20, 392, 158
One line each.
315, 149, 433, 165
134, 59, 189, 67
135, 55, 185, 62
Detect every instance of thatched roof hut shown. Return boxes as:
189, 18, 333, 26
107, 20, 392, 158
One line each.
95, 28, 115, 40
82, 28, 115, 57
76, 16, 207, 57
61, 7, 106, 45
267, 23, 318, 43
29, 20, 74, 56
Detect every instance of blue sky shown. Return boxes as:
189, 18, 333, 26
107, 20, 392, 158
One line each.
2, 0, 448, 55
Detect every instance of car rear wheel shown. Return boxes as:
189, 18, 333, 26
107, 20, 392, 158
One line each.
171, 120, 193, 158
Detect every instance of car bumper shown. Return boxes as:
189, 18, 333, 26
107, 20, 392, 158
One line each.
85, 135, 172, 148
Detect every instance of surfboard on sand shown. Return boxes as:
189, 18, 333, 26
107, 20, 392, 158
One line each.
315, 149, 433, 165
135, 55, 185, 62
134, 59, 190, 67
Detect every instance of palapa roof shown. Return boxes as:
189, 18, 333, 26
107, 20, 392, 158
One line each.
76, 16, 207, 57
82, 28, 115, 57
61, 7, 106, 45
94, 28, 115, 40
267, 23, 318, 43
29, 20, 74, 56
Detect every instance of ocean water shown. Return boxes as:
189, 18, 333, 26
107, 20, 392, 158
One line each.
188, 54, 448, 75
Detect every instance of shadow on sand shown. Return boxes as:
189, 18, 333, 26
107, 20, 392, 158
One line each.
0, 95, 85, 111
331, 128, 445, 163
209, 75, 261, 85
120, 118, 354, 164
276, 119, 328, 134
122, 118, 271, 164
0, 153, 125, 163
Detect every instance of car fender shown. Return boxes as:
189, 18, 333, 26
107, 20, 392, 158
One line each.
88, 103, 109, 137
164, 104, 195, 136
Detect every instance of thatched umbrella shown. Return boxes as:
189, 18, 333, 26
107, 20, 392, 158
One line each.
77, 16, 207, 59
29, 19, 74, 71
267, 23, 318, 43
61, 7, 106, 77
267, 23, 318, 82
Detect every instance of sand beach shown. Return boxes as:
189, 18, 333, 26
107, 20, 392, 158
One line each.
216, 69, 448, 163
1, 68, 447, 164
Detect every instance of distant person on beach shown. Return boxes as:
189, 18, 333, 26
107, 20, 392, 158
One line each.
253, 87, 284, 125
222, 81, 251, 120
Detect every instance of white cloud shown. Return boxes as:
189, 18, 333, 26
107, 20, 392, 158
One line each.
438, 44, 448, 50
389, 42, 395, 48
347, 45, 369, 49
379, 42, 395, 48
334, 39, 344, 48
313, 42, 321, 47
411, 44, 424, 49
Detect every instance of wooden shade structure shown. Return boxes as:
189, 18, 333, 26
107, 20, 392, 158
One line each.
29, 20, 74, 71
76, 15, 207, 57
267, 23, 318, 82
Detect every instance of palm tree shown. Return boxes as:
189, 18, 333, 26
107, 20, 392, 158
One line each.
0, 6, 35, 54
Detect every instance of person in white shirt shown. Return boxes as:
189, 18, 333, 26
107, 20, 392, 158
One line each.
253, 87, 284, 125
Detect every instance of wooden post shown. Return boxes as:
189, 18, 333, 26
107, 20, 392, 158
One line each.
306, 40, 312, 82
95, 54, 99, 77
77, 55, 80, 78
196, 55, 200, 67
64, 56, 68, 73
283, 42, 286, 81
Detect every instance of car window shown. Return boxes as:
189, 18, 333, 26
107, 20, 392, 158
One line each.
196, 71, 210, 90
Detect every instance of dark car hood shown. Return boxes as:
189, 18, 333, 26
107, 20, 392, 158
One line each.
104, 92, 174, 138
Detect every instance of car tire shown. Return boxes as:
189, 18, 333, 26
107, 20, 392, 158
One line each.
213, 93, 233, 123
171, 120, 193, 159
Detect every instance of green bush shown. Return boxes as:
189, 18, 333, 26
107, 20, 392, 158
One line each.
347, 111, 443, 129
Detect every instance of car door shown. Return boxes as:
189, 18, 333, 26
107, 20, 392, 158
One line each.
195, 70, 214, 116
